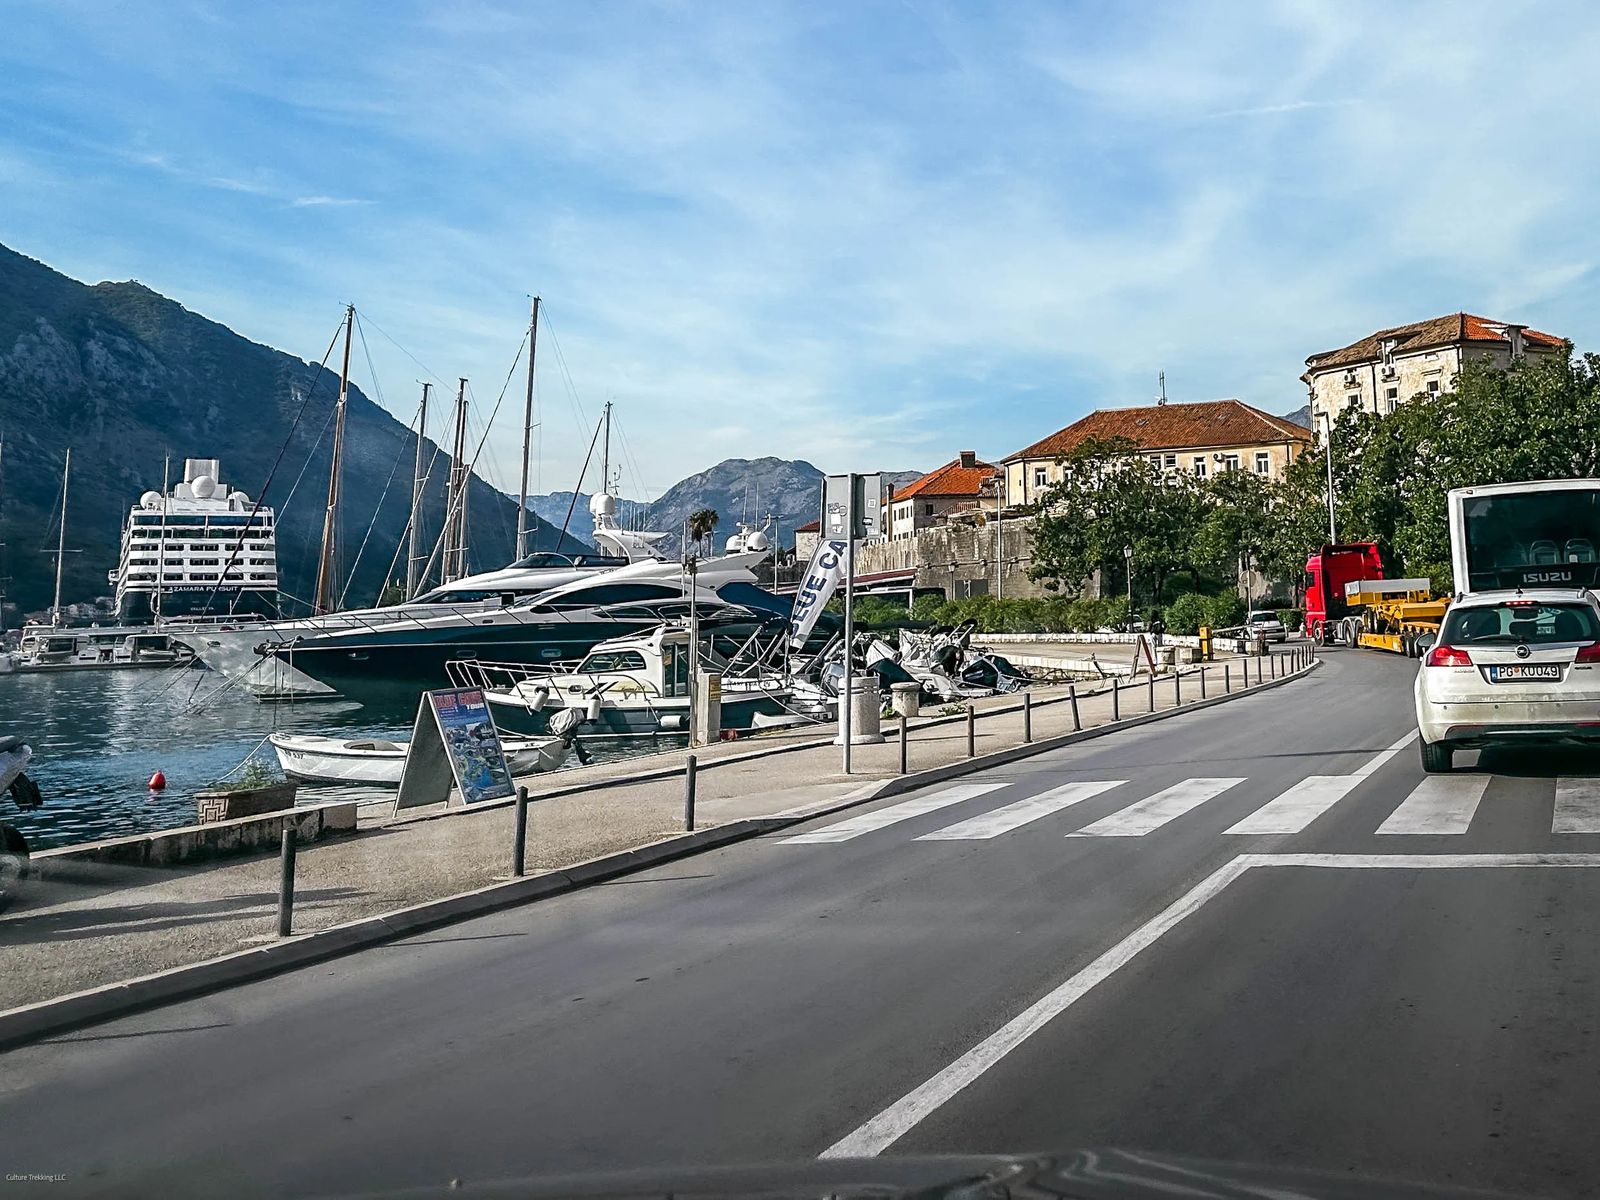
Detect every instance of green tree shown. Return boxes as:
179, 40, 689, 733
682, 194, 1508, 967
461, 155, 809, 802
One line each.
687, 508, 719, 555
1029, 437, 1207, 608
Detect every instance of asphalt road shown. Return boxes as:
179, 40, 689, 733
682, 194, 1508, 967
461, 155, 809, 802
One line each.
4, 647, 1599, 1198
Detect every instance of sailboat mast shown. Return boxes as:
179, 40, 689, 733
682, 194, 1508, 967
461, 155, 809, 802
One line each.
516, 296, 541, 560
313, 303, 355, 615
52, 448, 70, 625
601, 399, 612, 495
407, 382, 430, 598
445, 377, 469, 582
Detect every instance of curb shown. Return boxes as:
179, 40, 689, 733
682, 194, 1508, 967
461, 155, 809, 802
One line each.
0, 656, 1318, 1051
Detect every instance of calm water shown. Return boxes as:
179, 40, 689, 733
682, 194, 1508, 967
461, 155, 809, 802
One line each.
0, 666, 673, 851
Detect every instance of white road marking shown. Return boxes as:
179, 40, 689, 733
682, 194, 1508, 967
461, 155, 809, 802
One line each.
1354, 729, 1421, 777
1222, 775, 1365, 835
778, 783, 1009, 844
819, 850, 1600, 1160
915, 780, 1125, 841
1376, 775, 1489, 835
818, 855, 1255, 1158
1069, 778, 1246, 837
1553, 778, 1600, 834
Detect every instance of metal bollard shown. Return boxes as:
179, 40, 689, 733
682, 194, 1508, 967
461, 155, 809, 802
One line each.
1069, 682, 1081, 731
966, 704, 976, 757
277, 818, 297, 938
1225, 663, 1231, 693
1112, 678, 1120, 721
1023, 691, 1032, 743
899, 714, 908, 775
1200, 665, 1206, 699
1148, 673, 1155, 713
512, 785, 529, 877
1174, 670, 1181, 705
684, 753, 698, 831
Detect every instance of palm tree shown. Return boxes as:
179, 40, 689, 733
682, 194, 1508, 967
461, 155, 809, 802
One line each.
687, 507, 719, 556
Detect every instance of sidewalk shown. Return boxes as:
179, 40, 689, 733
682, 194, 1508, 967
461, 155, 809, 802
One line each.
0, 651, 1305, 1012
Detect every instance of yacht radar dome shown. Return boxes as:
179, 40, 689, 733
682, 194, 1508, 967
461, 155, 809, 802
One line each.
140, 491, 163, 509
590, 493, 618, 518
190, 474, 218, 499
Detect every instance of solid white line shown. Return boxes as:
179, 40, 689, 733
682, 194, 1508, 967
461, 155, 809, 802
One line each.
1553, 778, 1600, 834
915, 780, 1125, 841
1245, 852, 1600, 868
1376, 775, 1489, 835
1069, 778, 1246, 837
1222, 775, 1364, 835
818, 855, 1256, 1158
778, 783, 1009, 843
1354, 729, 1420, 777
818, 849, 1600, 1160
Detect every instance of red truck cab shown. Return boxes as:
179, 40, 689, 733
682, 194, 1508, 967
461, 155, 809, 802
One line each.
1304, 542, 1384, 643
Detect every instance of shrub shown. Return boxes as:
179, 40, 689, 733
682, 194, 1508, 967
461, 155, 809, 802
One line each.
1276, 608, 1304, 631
1164, 592, 1211, 635
1203, 592, 1245, 630
910, 594, 945, 622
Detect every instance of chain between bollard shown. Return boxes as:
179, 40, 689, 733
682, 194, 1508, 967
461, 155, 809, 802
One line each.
277, 816, 297, 938
512, 785, 529, 877
684, 753, 698, 831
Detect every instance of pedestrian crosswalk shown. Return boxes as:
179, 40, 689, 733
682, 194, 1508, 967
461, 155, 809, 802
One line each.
780, 770, 1600, 847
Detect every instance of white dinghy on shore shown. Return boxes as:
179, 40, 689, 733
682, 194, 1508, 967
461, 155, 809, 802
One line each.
269, 731, 570, 785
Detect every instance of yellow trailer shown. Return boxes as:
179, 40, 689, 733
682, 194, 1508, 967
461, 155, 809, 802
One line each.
1340, 579, 1449, 656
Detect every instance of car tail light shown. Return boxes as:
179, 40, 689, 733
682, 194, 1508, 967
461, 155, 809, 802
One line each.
1577, 642, 1600, 664
1426, 643, 1471, 667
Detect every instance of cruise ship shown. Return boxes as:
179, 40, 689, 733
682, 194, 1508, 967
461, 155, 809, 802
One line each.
109, 457, 280, 625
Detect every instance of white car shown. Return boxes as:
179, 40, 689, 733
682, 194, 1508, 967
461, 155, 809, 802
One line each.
1245, 609, 1287, 643
1414, 588, 1600, 772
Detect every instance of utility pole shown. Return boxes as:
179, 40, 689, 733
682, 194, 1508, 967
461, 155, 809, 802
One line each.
515, 296, 541, 560
842, 473, 857, 774
407, 382, 431, 598
313, 304, 355, 615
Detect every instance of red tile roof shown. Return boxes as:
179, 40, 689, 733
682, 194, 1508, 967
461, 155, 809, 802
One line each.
1003, 399, 1309, 463
794, 519, 820, 533
1303, 312, 1564, 376
891, 454, 997, 502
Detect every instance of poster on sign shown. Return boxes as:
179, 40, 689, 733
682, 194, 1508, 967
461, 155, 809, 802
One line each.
394, 688, 516, 813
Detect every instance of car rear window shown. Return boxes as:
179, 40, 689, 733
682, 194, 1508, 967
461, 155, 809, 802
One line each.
1440, 601, 1600, 645
1247, 611, 1277, 622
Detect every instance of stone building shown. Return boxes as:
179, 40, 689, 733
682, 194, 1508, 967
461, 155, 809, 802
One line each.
1000, 399, 1310, 507
887, 451, 997, 540
1302, 312, 1563, 429
793, 518, 820, 563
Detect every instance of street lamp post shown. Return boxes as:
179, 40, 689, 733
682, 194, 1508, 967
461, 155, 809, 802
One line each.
1319, 411, 1337, 545
1123, 544, 1134, 627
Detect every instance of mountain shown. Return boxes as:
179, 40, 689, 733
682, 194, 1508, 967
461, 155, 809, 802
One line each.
527, 460, 923, 552
0, 243, 585, 617
1280, 404, 1313, 429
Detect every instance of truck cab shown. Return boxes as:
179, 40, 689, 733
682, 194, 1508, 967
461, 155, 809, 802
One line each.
1304, 542, 1384, 644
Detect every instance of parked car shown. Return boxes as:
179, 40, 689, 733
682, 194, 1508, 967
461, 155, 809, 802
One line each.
1245, 609, 1287, 643
1414, 589, 1600, 772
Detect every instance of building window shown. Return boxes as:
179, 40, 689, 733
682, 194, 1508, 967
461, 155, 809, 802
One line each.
1385, 386, 1398, 413
923, 503, 934, 516
1192, 457, 1207, 478
1163, 454, 1177, 469
1426, 379, 1441, 397
1345, 393, 1361, 409
1223, 454, 1240, 472
1254, 452, 1271, 475
1033, 467, 1048, 488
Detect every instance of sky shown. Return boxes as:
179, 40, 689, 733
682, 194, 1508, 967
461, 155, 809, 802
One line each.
3, 0, 1598, 501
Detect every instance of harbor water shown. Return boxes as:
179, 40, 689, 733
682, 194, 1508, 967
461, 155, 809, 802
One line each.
0, 666, 673, 851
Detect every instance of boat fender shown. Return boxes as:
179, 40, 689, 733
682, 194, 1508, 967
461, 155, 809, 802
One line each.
524, 686, 549, 713
585, 695, 603, 722
148, 770, 167, 791
656, 713, 686, 731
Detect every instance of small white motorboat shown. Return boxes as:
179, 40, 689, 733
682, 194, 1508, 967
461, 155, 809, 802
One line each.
269, 731, 570, 785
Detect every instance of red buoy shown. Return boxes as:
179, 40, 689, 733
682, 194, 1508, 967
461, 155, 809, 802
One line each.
148, 770, 167, 791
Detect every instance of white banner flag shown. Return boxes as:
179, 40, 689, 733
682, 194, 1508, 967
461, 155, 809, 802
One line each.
789, 538, 848, 649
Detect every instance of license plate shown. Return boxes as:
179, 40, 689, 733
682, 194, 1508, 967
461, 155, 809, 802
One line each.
1485, 663, 1562, 683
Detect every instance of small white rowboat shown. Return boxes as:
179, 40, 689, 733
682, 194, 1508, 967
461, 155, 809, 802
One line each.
269, 732, 569, 785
